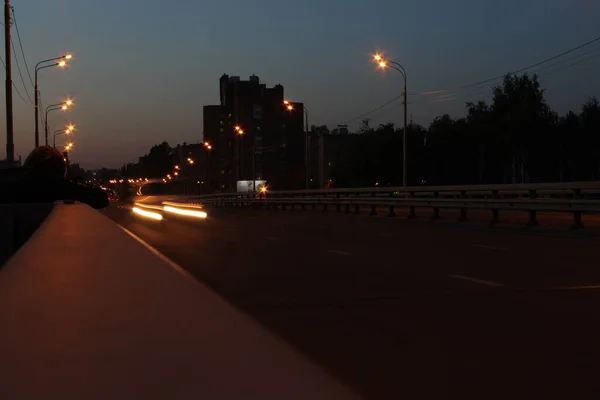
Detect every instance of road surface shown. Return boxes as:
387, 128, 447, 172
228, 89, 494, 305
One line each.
104, 203, 600, 399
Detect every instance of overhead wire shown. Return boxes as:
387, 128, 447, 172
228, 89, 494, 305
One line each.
410, 34, 600, 96
11, 37, 33, 103
0, 54, 30, 105
336, 34, 600, 126
425, 47, 600, 106
0, 9, 34, 106
11, 7, 34, 87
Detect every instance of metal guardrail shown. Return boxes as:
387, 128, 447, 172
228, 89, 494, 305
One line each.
173, 182, 600, 229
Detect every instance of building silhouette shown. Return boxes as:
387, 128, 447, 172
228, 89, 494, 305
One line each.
203, 74, 304, 191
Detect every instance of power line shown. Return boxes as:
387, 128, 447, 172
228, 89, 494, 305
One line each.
424, 48, 600, 106
0, 54, 29, 104
11, 8, 34, 87
336, 34, 600, 126
11, 37, 33, 103
538, 51, 600, 78
338, 95, 401, 125
411, 34, 600, 96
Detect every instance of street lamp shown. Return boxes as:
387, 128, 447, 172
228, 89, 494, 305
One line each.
34, 53, 72, 147
53, 125, 74, 148
45, 99, 73, 146
373, 53, 408, 187
234, 125, 245, 181
283, 100, 310, 191
58, 141, 74, 152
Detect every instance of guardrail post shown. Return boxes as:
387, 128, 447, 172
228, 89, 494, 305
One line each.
431, 191, 440, 220
572, 189, 584, 229
407, 192, 416, 219
490, 190, 500, 224
527, 189, 539, 227
370, 192, 377, 216
458, 191, 468, 222
336, 193, 341, 213
388, 191, 395, 217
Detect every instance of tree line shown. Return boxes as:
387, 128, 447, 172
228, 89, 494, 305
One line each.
329, 73, 600, 187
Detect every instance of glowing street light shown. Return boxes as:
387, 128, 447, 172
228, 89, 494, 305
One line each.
45, 99, 74, 145
372, 52, 408, 187
53, 125, 75, 148
283, 99, 310, 190
34, 54, 73, 147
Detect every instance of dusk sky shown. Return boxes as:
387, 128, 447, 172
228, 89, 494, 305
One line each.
2, 0, 599, 168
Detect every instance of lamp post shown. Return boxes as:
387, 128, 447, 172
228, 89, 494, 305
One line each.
374, 53, 408, 187
34, 54, 71, 147
234, 125, 244, 181
203, 142, 212, 192
284, 100, 309, 191
45, 100, 72, 145
53, 124, 75, 148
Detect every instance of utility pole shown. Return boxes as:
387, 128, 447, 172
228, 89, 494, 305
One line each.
403, 80, 408, 187
4, 0, 14, 164
318, 130, 324, 189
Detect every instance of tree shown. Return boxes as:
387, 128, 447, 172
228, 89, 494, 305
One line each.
68, 163, 87, 179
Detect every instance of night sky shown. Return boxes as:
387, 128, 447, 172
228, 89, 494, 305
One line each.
2, 0, 599, 168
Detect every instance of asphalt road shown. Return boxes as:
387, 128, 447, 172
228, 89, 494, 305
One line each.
104, 203, 600, 399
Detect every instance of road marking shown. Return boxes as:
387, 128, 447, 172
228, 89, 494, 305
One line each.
117, 225, 197, 282
471, 244, 510, 252
544, 285, 600, 291
448, 274, 504, 287
328, 250, 355, 256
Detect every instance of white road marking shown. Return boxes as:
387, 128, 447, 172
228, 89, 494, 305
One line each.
471, 244, 510, 252
448, 274, 505, 287
544, 285, 600, 291
328, 250, 355, 256
118, 225, 196, 282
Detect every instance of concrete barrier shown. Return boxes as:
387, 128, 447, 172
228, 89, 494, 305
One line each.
0, 203, 53, 266
0, 203, 358, 399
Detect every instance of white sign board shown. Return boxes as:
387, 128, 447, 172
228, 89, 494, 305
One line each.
236, 180, 266, 193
